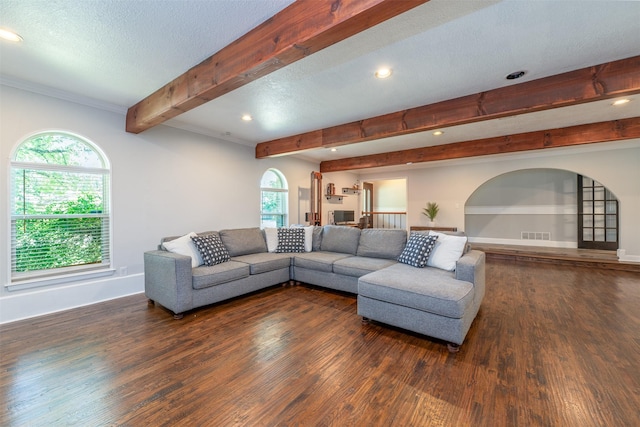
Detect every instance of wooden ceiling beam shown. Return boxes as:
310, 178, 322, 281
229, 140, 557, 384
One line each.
319, 117, 640, 172
256, 55, 640, 158
126, 0, 430, 134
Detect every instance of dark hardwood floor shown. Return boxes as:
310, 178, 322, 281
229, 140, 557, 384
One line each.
1, 260, 639, 426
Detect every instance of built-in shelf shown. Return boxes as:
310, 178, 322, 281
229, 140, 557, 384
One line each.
342, 188, 360, 195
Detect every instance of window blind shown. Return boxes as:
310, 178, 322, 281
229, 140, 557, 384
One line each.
10, 163, 110, 280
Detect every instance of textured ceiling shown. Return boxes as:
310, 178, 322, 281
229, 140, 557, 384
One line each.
1, 0, 639, 166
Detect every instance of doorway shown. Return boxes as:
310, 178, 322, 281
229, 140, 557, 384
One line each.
578, 175, 619, 250
360, 178, 407, 229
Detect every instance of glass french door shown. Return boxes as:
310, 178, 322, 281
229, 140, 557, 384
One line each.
578, 175, 618, 250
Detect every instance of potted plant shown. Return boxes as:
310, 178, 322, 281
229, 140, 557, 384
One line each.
422, 202, 439, 226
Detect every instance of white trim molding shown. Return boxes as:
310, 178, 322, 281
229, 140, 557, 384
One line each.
0, 273, 144, 324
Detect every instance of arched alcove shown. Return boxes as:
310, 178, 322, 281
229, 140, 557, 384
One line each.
464, 168, 619, 250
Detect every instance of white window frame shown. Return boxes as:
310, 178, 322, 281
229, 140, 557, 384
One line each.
260, 169, 288, 228
7, 132, 113, 290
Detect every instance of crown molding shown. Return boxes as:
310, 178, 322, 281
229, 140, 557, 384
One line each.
0, 76, 127, 115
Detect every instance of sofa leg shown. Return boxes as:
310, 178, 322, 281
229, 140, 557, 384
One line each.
361, 317, 370, 324
147, 299, 155, 306
447, 343, 460, 353
173, 312, 184, 320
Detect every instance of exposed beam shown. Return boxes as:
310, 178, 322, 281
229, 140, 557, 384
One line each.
319, 117, 640, 172
126, 0, 430, 134
256, 55, 640, 158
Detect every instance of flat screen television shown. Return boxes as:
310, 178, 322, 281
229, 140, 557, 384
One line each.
333, 210, 355, 224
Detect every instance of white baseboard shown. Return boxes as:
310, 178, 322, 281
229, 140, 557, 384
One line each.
467, 237, 578, 248
0, 273, 144, 324
617, 249, 640, 263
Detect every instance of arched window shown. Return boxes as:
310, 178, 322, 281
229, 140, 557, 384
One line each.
260, 169, 288, 228
10, 132, 111, 283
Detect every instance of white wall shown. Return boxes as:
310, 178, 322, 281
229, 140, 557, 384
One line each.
373, 178, 406, 212
321, 171, 360, 224
0, 85, 317, 323
357, 141, 640, 261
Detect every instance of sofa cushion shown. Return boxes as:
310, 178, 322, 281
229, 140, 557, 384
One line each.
333, 256, 397, 278
294, 251, 353, 273
276, 228, 306, 253
219, 228, 267, 257
320, 225, 361, 255
312, 226, 323, 251
232, 252, 292, 275
191, 234, 230, 266
357, 229, 407, 259
161, 232, 203, 267
397, 233, 438, 268
427, 231, 468, 271
192, 261, 250, 289
358, 263, 474, 319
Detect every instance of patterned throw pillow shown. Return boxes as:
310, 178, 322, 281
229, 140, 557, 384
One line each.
397, 233, 438, 268
275, 228, 306, 253
191, 234, 230, 266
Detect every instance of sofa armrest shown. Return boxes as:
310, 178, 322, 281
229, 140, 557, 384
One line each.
144, 250, 194, 315
456, 250, 486, 306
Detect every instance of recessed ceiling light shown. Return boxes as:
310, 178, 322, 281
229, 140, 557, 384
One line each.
0, 29, 23, 42
506, 70, 526, 80
241, 114, 252, 121
375, 68, 392, 79
612, 99, 630, 106
330, 148, 337, 152
433, 130, 444, 136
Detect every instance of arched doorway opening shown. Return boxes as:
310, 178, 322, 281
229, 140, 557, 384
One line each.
464, 169, 618, 251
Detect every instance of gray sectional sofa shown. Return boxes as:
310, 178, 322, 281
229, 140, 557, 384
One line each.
144, 225, 485, 350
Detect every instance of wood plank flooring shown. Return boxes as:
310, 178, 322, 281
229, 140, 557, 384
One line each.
1, 260, 639, 426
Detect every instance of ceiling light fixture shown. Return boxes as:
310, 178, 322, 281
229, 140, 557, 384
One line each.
433, 130, 444, 136
0, 29, 23, 42
241, 114, 252, 121
330, 148, 337, 152
506, 70, 526, 80
612, 99, 630, 106
375, 68, 392, 79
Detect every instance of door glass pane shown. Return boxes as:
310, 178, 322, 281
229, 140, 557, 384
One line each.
594, 215, 605, 228
606, 229, 617, 242
605, 189, 615, 200
583, 215, 593, 227
582, 202, 592, 214
594, 229, 605, 242
582, 188, 593, 201
606, 201, 616, 214
606, 215, 616, 228
594, 201, 604, 214
583, 229, 593, 241
582, 176, 593, 187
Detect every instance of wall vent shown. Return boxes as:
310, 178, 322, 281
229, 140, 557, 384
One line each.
521, 231, 551, 241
